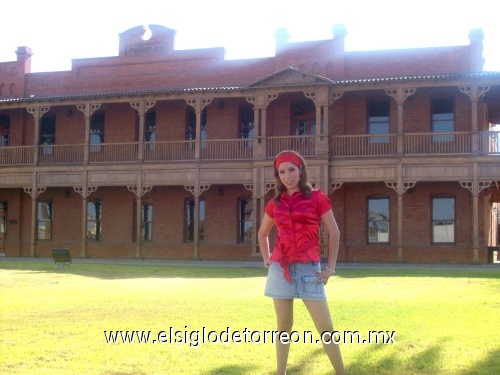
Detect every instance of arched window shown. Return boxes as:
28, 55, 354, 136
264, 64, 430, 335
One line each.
312, 63, 319, 74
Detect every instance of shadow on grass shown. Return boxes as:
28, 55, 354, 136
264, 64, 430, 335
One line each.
462, 348, 500, 375
345, 343, 444, 375
0, 260, 269, 280
336, 268, 500, 280
286, 347, 325, 375
204, 364, 258, 374
1, 260, 499, 281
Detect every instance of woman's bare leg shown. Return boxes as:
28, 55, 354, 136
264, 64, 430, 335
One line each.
302, 299, 345, 375
273, 298, 294, 375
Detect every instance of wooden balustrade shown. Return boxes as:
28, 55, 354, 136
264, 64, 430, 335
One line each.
0, 131, 498, 166
38, 144, 84, 164
478, 131, 500, 155
0, 146, 33, 165
404, 132, 471, 155
88, 143, 139, 163
266, 135, 316, 158
331, 134, 397, 157
143, 140, 195, 161
200, 139, 253, 160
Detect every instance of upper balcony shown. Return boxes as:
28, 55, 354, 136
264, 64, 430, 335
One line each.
0, 131, 498, 166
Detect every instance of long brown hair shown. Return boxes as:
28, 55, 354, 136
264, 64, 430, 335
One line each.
273, 150, 312, 202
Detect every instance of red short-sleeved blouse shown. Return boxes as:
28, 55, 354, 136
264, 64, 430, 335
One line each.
265, 189, 332, 282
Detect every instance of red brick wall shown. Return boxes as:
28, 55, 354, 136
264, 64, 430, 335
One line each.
102, 104, 136, 143
0, 179, 491, 263
337, 181, 485, 263
0, 189, 22, 256
53, 107, 85, 145
1, 26, 484, 99
159, 100, 186, 142
345, 46, 474, 78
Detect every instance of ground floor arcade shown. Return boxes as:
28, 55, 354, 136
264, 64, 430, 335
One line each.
0, 179, 496, 264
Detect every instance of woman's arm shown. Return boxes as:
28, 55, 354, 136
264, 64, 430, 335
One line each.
258, 213, 274, 268
321, 209, 340, 272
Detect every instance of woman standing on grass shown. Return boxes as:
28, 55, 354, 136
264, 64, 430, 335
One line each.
258, 150, 345, 375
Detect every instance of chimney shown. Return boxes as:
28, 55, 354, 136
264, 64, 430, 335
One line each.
331, 24, 347, 77
332, 24, 347, 55
275, 28, 289, 54
15, 46, 33, 74
468, 28, 485, 72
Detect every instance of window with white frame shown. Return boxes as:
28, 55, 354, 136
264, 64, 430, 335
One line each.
432, 98, 455, 142
367, 196, 390, 243
432, 196, 455, 243
368, 100, 390, 144
87, 201, 102, 240
37, 201, 52, 240
141, 204, 153, 241
238, 197, 253, 242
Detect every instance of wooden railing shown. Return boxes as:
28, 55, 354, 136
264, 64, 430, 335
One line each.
143, 140, 195, 161
266, 135, 316, 158
404, 132, 471, 155
0, 146, 33, 165
331, 134, 397, 157
88, 143, 139, 163
0, 131, 498, 166
38, 144, 84, 164
200, 139, 253, 160
478, 131, 500, 155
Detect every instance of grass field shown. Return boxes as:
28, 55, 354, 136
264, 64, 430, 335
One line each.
0, 261, 499, 375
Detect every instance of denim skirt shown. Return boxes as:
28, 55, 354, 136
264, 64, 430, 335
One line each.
264, 261, 326, 300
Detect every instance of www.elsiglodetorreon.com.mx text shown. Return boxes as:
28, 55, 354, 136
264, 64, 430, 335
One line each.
104, 327, 396, 347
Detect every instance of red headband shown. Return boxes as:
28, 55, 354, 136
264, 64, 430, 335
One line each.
274, 152, 302, 170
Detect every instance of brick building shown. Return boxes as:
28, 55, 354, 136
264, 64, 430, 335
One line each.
0, 24, 499, 263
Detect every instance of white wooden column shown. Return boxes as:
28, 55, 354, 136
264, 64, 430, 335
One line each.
127, 182, 153, 259
186, 98, 212, 160
74, 172, 97, 258
130, 101, 156, 163
459, 85, 490, 155
76, 103, 101, 164
385, 88, 416, 156
184, 182, 210, 260
23, 177, 46, 257
386, 178, 416, 262
460, 176, 491, 263
26, 106, 50, 165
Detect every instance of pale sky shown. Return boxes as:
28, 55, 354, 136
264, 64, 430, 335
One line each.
0, 0, 499, 73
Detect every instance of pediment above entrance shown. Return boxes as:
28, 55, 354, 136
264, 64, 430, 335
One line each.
246, 66, 333, 88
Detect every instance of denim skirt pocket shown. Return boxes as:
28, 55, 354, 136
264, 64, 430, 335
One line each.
302, 275, 324, 295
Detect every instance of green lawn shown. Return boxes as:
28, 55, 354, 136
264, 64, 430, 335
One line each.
0, 261, 499, 375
